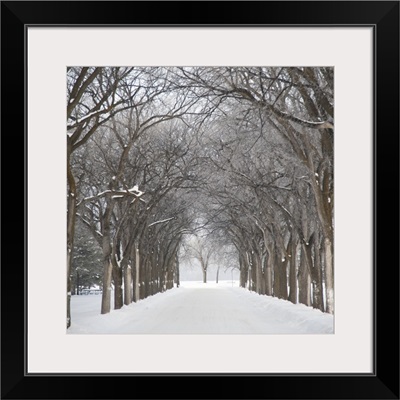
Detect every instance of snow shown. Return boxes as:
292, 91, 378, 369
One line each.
68, 110, 111, 128
148, 217, 174, 228
127, 185, 143, 196
68, 281, 333, 334
71, 110, 98, 124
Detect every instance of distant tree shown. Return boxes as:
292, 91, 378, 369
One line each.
184, 234, 216, 283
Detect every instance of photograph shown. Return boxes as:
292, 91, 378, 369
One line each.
2, 0, 398, 398
66, 66, 335, 335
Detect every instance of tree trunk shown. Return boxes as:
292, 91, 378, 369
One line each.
131, 267, 136, 302
254, 253, 264, 295
273, 253, 288, 299
288, 240, 298, 304
312, 237, 324, 312
264, 252, 272, 296
101, 260, 113, 314
216, 265, 220, 284
324, 237, 334, 314
140, 259, 146, 299
239, 252, 247, 288
123, 264, 132, 306
175, 253, 180, 288
100, 195, 115, 314
100, 216, 113, 314
202, 267, 207, 283
144, 260, 150, 297
251, 259, 257, 292
298, 248, 311, 306
76, 271, 80, 295
66, 152, 76, 328
131, 252, 136, 302
135, 244, 140, 302
307, 159, 334, 313
112, 261, 123, 310
247, 258, 252, 291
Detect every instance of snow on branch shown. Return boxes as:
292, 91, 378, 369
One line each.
76, 187, 144, 207
270, 105, 334, 130
148, 217, 175, 228
67, 109, 112, 131
126, 185, 144, 197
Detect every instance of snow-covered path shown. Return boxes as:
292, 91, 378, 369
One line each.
68, 281, 333, 334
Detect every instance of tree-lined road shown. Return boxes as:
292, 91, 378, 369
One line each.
67, 67, 334, 329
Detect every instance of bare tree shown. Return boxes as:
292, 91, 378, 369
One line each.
184, 234, 215, 283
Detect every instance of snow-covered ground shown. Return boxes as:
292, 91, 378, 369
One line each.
68, 281, 334, 334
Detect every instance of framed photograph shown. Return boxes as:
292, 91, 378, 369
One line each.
2, 1, 398, 399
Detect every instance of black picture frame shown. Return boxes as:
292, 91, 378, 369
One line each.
2, 1, 399, 399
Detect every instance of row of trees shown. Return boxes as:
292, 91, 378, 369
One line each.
67, 66, 334, 328
185, 67, 334, 313
67, 67, 203, 325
